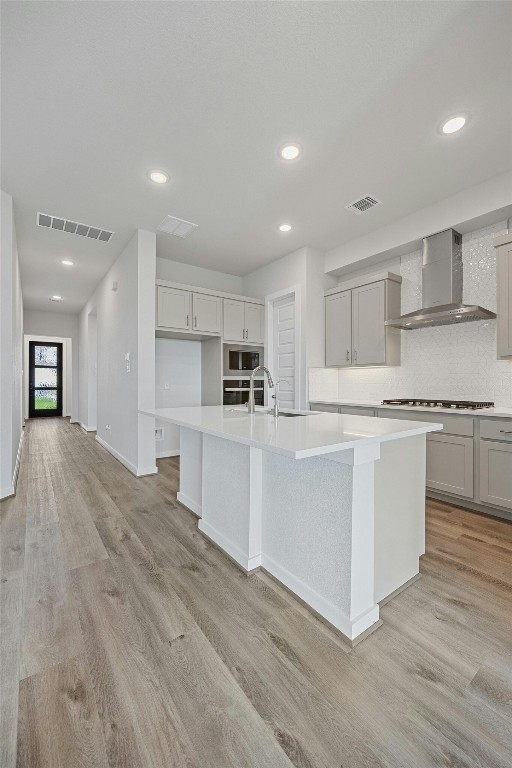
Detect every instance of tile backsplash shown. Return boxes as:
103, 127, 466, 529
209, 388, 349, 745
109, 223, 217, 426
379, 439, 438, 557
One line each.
309, 221, 512, 406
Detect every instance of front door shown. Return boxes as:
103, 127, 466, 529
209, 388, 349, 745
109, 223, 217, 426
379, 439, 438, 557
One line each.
28, 341, 63, 417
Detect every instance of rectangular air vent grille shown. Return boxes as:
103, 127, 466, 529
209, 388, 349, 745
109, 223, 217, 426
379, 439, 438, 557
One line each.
345, 195, 382, 215
157, 214, 198, 239
37, 212, 114, 242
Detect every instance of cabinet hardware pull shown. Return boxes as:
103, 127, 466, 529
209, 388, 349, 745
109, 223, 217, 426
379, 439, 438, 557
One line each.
353, 349, 357, 361
346, 349, 350, 361
194, 316, 197, 328
499, 429, 512, 433
186, 314, 189, 327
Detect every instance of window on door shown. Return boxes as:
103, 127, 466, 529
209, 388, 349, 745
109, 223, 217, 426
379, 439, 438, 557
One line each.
28, 341, 63, 418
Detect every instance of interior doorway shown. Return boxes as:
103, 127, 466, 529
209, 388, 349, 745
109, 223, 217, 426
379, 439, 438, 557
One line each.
265, 286, 301, 409
28, 341, 63, 417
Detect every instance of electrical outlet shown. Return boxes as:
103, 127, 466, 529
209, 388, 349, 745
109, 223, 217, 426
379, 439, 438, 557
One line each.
105, 424, 111, 431
164, 382, 170, 390
155, 427, 164, 441
124, 352, 131, 373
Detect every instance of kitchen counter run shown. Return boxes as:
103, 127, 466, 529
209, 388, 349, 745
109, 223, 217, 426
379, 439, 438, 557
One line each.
309, 399, 512, 418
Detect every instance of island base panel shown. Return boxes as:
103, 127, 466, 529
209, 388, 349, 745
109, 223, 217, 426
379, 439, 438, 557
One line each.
176, 427, 203, 517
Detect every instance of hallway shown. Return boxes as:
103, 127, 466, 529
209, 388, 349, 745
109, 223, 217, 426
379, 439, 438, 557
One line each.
1, 418, 512, 768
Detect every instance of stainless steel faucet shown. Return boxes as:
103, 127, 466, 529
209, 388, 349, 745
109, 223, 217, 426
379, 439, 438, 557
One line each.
271, 378, 290, 417
247, 365, 274, 414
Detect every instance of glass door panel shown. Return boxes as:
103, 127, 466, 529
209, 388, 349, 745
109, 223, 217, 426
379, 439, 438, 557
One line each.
29, 341, 63, 417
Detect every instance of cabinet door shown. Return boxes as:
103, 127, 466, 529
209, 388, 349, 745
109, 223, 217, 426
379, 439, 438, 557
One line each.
309, 403, 340, 413
245, 303, 264, 344
426, 434, 473, 498
223, 299, 245, 342
497, 245, 512, 358
192, 293, 221, 333
338, 406, 375, 416
157, 287, 191, 330
352, 281, 385, 365
479, 440, 512, 510
325, 291, 352, 367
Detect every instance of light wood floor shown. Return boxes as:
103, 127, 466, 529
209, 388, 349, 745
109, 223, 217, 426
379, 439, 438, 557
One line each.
1, 419, 511, 768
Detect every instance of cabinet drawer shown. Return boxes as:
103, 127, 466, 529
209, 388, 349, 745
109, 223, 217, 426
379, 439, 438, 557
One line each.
309, 403, 339, 413
377, 409, 473, 437
338, 406, 376, 417
479, 418, 512, 442
479, 440, 512, 509
426, 434, 474, 498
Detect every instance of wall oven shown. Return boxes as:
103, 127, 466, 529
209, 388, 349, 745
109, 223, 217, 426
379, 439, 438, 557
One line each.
223, 379, 264, 407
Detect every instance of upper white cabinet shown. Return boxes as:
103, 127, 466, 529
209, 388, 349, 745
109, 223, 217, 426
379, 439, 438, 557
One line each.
325, 291, 351, 367
192, 292, 222, 333
325, 273, 401, 368
495, 234, 512, 358
224, 300, 264, 344
157, 287, 221, 334
352, 282, 385, 365
157, 286, 191, 330
223, 300, 245, 342
245, 303, 264, 344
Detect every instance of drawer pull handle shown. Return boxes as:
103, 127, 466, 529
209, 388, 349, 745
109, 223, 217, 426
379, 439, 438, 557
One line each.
499, 429, 512, 434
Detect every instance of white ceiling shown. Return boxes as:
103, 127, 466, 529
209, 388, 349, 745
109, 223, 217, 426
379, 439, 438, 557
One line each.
2, 1, 511, 313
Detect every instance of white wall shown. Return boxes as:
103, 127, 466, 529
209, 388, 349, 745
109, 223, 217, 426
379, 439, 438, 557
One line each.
155, 338, 202, 457
310, 221, 512, 405
325, 172, 512, 277
156, 257, 244, 294
0, 190, 24, 498
79, 229, 156, 475
23, 310, 79, 420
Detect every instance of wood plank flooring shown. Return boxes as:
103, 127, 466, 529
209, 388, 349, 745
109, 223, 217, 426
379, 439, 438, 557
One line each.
1, 418, 511, 768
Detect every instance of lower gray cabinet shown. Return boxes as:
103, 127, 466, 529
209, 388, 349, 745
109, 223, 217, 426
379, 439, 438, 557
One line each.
310, 403, 340, 413
479, 439, 512, 510
426, 434, 474, 498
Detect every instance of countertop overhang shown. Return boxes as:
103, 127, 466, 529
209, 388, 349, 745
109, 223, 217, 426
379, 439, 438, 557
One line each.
140, 406, 442, 460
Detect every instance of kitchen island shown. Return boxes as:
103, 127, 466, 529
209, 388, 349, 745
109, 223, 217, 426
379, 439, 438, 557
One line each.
140, 406, 441, 643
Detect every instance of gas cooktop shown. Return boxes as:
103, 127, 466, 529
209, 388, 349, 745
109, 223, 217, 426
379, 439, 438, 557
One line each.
381, 399, 494, 410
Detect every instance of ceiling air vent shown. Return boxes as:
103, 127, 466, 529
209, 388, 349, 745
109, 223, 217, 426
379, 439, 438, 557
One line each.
157, 214, 198, 239
345, 195, 382, 215
37, 212, 114, 243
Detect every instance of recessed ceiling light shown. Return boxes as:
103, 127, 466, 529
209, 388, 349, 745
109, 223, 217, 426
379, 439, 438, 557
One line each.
61, 259, 74, 267
279, 144, 301, 160
49, 295, 62, 302
441, 116, 466, 134
148, 170, 169, 184
279, 224, 292, 232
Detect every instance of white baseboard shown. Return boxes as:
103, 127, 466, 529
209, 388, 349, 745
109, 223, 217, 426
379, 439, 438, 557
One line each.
198, 519, 251, 567
80, 422, 97, 432
69, 417, 78, 423
157, 449, 180, 459
0, 429, 24, 500
95, 435, 157, 477
260, 553, 379, 642
177, 491, 201, 517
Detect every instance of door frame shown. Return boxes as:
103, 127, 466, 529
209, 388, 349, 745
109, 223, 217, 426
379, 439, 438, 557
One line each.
24, 335, 72, 419
28, 340, 63, 417
264, 285, 302, 409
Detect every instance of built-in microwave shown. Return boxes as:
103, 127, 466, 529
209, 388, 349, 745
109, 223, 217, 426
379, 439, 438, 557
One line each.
228, 349, 260, 371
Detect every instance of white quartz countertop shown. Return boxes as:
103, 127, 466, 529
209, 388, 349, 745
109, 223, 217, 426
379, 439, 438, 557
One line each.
141, 406, 442, 460
309, 399, 512, 418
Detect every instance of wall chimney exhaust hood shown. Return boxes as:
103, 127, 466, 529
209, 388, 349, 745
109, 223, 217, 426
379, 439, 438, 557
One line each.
385, 228, 496, 330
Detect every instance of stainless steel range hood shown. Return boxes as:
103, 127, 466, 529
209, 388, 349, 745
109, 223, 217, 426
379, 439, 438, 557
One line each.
386, 228, 496, 330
